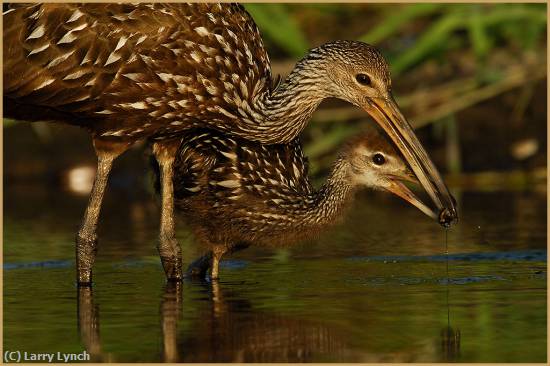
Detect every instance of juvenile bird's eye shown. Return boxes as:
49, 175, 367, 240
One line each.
355, 73, 371, 86
372, 153, 385, 165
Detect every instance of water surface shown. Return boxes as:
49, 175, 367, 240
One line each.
3, 180, 547, 362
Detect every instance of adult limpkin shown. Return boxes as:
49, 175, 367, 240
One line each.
159, 127, 439, 280
3, 3, 457, 285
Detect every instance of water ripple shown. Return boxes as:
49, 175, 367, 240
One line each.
347, 249, 547, 263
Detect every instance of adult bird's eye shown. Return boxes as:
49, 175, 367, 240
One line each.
355, 73, 371, 86
372, 153, 385, 165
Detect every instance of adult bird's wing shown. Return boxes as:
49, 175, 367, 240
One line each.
3, 4, 274, 135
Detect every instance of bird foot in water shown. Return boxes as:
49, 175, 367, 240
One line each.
158, 236, 183, 281
161, 256, 183, 282
184, 253, 212, 280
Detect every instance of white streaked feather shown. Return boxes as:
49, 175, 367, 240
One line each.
26, 25, 45, 40
67, 9, 84, 23
28, 43, 49, 56
104, 52, 121, 66
33, 78, 55, 91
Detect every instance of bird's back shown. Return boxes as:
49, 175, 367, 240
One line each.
172, 129, 312, 202
166, 129, 313, 245
3, 3, 274, 139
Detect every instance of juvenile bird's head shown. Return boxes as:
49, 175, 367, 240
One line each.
341, 128, 439, 221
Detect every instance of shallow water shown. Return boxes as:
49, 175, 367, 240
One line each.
3, 179, 547, 362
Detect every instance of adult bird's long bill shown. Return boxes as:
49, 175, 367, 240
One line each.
364, 95, 458, 227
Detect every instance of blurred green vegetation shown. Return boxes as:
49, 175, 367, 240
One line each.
4, 4, 547, 184
245, 4, 309, 57
360, 3, 546, 75
246, 3, 546, 74
245, 3, 547, 178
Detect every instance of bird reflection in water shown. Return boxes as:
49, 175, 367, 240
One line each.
440, 283, 461, 361
441, 325, 461, 361
177, 280, 348, 362
439, 229, 461, 361
76, 281, 348, 362
160, 282, 182, 363
77, 287, 107, 362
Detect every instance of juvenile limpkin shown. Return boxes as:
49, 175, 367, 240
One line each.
3, 3, 457, 285
158, 127, 439, 280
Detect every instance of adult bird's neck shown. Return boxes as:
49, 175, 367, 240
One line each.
250, 66, 327, 144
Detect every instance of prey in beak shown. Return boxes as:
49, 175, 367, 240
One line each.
363, 96, 458, 227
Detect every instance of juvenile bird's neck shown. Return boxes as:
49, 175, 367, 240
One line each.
283, 157, 356, 233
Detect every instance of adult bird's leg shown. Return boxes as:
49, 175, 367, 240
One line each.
76, 139, 129, 285
153, 139, 183, 281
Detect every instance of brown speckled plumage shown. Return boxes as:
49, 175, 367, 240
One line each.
4, 3, 274, 141
3, 3, 389, 144
4, 3, 456, 284
160, 127, 431, 279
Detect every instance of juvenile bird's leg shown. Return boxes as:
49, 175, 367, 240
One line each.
76, 139, 129, 285
187, 244, 243, 280
210, 246, 227, 280
153, 139, 183, 281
